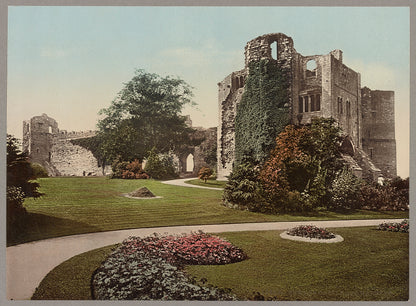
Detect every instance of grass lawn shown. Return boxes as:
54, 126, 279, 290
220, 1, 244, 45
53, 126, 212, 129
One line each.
31, 227, 409, 300
184, 178, 227, 188
11, 176, 408, 246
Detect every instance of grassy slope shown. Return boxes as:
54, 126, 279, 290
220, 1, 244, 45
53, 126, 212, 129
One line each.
32, 227, 408, 301
12, 176, 408, 246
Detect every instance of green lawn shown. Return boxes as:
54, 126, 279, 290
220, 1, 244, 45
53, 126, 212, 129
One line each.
10, 176, 408, 246
31, 227, 409, 301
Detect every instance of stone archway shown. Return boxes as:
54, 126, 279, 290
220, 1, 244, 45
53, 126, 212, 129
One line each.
186, 153, 194, 172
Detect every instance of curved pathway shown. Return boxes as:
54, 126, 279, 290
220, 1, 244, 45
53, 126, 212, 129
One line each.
7, 219, 404, 300
161, 178, 223, 190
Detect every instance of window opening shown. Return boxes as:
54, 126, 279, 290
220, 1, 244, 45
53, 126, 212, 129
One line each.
310, 95, 315, 111
304, 96, 309, 112
298, 96, 303, 113
186, 154, 194, 172
271, 41, 278, 60
316, 94, 321, 111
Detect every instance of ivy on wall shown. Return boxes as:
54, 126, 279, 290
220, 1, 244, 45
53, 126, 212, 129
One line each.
234, 59, 291, 166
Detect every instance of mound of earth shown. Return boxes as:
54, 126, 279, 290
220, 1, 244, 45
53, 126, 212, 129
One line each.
128, 187, 156, 198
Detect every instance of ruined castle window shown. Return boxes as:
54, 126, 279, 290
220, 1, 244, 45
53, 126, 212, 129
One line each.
298, 96, 304, 113
310, 95, 315, 111
315, 94, 321, 111
186, 153, 194, 172
306, 60, 317, 77
49, 152, 51, 162
337, 97, 343, 114
346, 100, 351, 117
36, 148, 40, 154
271, 41, 278, 60
48, 126, 52, 133
304, 96, 309, 112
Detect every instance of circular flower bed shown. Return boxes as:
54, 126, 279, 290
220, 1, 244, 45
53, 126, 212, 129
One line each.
280, 225, 343, 243
92, 231, 246, 300
377, 219, 409, 233
287, 225, 336, 239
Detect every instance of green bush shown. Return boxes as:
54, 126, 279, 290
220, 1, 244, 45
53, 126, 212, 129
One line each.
222, 160, 266, 212
7, 186, 27, 241
144, 148, 178, 180
30, 163, 48, 178
360, 182, 408, 211
377, 219, 409, 233
329, 168, 362, 210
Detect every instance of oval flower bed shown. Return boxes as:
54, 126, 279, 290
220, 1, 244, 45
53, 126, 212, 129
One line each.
92, 231, 246, 300
280, 225, 343, 243
377, 219, 409, 233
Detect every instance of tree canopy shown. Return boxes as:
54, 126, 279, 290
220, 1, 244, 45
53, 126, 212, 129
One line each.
97, 69, 196, 163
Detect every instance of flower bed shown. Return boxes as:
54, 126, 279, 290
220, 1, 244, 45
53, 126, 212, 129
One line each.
377, 219, 409, 233
92, 232, 246, 300
286, 225, 336, 239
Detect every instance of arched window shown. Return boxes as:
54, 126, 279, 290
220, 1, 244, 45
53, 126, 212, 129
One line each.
48, 126, 52, 133
306, 60, 317, 77
346, 100, 351, 117
186, 154, 194, 172
337, 97, 343, 114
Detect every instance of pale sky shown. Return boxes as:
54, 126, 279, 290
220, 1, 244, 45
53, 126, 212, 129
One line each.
7, 6, 410, 177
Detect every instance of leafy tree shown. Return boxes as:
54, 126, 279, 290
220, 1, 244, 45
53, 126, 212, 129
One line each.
329, 167, 362, 210
97, 69, 196, 163
7, 134, 42, 198
198, 167, 213, 183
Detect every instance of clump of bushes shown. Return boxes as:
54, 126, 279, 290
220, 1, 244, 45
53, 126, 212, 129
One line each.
92, 232, 244, 300
144, 148, 178, 180
360, 179, 409, 211
111, 159, 149, 179
377, 220, 409, 233
287, 225, 336, 239
6, 186, 27, 241
198, 167, 213, 183
30, 163, 48, 177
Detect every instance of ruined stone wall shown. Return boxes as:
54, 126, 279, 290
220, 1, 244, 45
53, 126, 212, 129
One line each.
361, 87, 397, 178
218, 32, 397, 181
22, 114, 108, 176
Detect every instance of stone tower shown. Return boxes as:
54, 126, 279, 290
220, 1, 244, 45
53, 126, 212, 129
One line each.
217, 33, 397, 181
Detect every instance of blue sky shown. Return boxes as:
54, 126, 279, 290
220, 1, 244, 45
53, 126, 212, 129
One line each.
7, 6, 410, 177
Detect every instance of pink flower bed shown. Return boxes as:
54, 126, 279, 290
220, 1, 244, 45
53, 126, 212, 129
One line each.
120, 231, 247, 265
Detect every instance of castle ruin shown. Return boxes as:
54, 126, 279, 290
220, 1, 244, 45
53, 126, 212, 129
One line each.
22, 113, 217, 177
217, 33, 396, 181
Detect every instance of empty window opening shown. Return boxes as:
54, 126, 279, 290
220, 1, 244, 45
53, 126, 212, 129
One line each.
304, 96, 309, 112
36, 148, 40, 154
337, 97, 343, 114
306, 60, 317, 77
271, 41, 278, 60
48, 126, 52, 133
316, 94, 321, 111
298, 96, 304, 113
310, 95, 315, 111
346, 100, 351, 117
49, 152, 51, 162
186, 154, 194, 172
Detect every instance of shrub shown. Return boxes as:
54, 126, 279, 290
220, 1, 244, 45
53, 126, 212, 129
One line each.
377, 220, 409, 233
30, 163, 48, 178
144, 148, 178, 180
222, 160, 266, 212
198, 167, 213, 183
287, 225, 336, 239
92, 232, 242, 300
329, 168, 362, 210
7, 186, 27, 241
360, 182, 408, 211
111, 159, 149, 179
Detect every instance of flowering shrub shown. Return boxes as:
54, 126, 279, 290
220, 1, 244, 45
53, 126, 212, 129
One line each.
92, 232, 246, 300
111, 159, 149, 179
287, 225, 336, 239
120, 232, 247, 265
377, 220, 409, 233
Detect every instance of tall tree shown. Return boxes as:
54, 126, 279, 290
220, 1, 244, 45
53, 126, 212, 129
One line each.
97, 69, 196, 163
